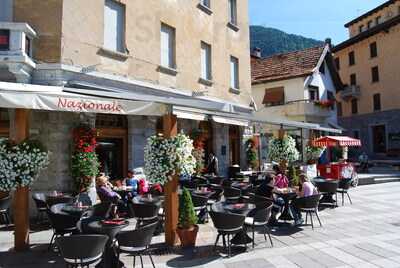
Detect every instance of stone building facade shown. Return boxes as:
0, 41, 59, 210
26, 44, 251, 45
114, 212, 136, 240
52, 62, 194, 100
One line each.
0, 0, 253, 196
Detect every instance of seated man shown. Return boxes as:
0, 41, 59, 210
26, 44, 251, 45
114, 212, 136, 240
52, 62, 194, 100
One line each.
291, 173, 318, 226
125, 170, 139, 196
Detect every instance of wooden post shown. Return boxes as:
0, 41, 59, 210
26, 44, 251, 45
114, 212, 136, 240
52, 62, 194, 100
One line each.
12, 109, 30, 251
163, 113, 179, 246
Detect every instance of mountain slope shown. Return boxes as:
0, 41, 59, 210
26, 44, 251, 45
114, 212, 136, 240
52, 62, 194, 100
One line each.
250, 25, 324, 58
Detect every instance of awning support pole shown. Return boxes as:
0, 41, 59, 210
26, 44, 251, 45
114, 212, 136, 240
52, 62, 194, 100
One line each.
163, 113, 179, 246
12, 109, 30, 251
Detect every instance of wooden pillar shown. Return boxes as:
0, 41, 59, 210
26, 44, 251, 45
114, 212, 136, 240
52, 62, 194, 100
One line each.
163, 113, 179, 246
12, 109, 30, 251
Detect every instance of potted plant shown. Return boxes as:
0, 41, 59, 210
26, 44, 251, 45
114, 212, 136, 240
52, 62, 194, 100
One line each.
305, 145, 324, 164
71, 125, 100, 204
245, 137, 259, 170
176, 187, 198, 247
0, 139, 50, 194
268, 135, 300, 172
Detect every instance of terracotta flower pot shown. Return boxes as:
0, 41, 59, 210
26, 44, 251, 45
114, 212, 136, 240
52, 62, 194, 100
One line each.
0, 191, 9, 199
176, 225, 199, 248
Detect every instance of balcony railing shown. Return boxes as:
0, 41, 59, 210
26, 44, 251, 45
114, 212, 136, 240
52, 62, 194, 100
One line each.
340, 85, 361, 100
264, 99, 335, 119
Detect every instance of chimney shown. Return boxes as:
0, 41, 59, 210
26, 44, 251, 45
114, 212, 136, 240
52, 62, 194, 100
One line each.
325, 38, 332, 50
251, 47, 262, 58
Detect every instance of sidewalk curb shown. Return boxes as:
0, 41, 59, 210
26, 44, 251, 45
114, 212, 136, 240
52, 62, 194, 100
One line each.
358, 175, 400, 186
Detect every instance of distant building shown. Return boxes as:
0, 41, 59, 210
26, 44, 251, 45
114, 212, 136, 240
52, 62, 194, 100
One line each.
333, 0, 400, 158
251, 42, 343, 161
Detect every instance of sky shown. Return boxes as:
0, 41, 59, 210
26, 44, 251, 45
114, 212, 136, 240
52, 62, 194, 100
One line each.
249, 0, 388, 44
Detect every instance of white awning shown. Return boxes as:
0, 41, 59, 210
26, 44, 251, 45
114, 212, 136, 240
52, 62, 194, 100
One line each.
212, 115, 249, 127
173, 107, 207, 121
0, 82, 166, 115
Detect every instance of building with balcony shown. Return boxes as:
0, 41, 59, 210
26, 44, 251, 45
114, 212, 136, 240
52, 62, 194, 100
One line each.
251, 42, 343, 160
333, 0, 400, 158
0, 0, 256, 190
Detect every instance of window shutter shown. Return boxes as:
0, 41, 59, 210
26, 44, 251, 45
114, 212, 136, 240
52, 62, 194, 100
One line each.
230, 56, 239, 89
161, 24, 175, 68
263, 87, 285, 106
201, 42, 211, 80
104, 0, 124, 52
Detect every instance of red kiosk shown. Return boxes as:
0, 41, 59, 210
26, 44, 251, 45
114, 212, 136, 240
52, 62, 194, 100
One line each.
312, 136, 361, 183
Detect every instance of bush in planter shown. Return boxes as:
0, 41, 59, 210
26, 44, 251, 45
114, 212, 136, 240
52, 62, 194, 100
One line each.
177, 187, 198, 247
268, 135, 300, 164
305, 145, 324, 164
245, 137, 259, 170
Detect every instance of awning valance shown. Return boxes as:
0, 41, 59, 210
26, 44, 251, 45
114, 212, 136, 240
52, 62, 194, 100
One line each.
312, 136, 361, 147
212, 115, 249, 127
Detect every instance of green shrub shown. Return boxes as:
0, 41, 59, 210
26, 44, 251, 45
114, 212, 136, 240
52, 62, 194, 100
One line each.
178, 187, 198, 229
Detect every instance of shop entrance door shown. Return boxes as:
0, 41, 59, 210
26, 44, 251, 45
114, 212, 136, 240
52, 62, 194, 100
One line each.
372, 125, 387, 153
229, 126, 240, 165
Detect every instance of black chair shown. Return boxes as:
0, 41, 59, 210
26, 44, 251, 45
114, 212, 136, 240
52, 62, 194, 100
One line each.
32, 193, 48, 222
130, 202, 159, 227
75, 193, 92, 206
207, 186, 223, 206
223, 187, 241, 203
209, 210, 246, 257
56, 234, 108, 267
295, 194, 322, 229
315, 180, 338, 207
208, 176, 224, 185
0, 196, 12, 225
77, 202, 113, 234
116, 221, 158, 268
337, 178, 353, 206
191, 194, 209, 222
245, 201, 273, 248
180, 180, 198, 189
47, 204, 80, 251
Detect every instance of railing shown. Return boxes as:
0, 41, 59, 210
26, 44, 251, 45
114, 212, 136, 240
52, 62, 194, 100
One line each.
341, 85, 361, 99
0, 22, 36, 60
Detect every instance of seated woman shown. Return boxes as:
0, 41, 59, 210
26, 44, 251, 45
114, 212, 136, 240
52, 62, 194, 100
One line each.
291, 173, 318, 226
273, 165, 289, 189
96, 175, 122, 204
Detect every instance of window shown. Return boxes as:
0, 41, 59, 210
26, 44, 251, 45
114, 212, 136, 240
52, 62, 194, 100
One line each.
104, 0, 125, 53
370, 42, 377, 58
373, 93, 381, 111
337, 102, 343, 117
160, 23, 176, 69
351, 99, 358, 114
25, 36, 31, 57
367, 20, 373, 29
348, 51, 355, 66
228, 0, 237, 25
371, 66, 379, 83
230, 56, 239, 89
200, 41, 212, 81
350, 73, 357, 86
334, 57, 340, 70
263, 87, 285, 106
0, 29, 10, 50
353, 130, 360, 139
200, 0, 210, 8
309, 88, 319, 101
359, 25, 364, 33
375, 16, 382, 25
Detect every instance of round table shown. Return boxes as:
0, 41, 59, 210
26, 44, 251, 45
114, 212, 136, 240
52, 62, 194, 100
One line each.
132, 196, 163, 206
274, 190, 297, 222
191, 189, 216, 198
212, 202, 256, 245
60, 203, 90, 217
87, 220, 129, 268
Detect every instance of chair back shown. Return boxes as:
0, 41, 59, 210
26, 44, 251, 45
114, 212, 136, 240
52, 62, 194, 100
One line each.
208, 186, 223, 201
296, 194, 321, 209
0, 196, 11, 211
316, 181, 338, 193
209, 210, 245, 231
32, 193, 47, 210
190, 194, 208, 208
251, 202, 273, 223
338, 178, 352, 190
130, 202, 159, 219
56, 235, 108, 262
117, 221, 158, 249
180, 180, 197, 189
91, 202, 112, 218
47, 204, 80, 231
208, 176, 223, 185
76, 193, 92, 206
223, 187, 241, 199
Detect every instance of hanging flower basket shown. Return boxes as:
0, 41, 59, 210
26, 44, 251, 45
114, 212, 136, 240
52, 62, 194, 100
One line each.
0, 139, 50, 192
144, 133, 196, 185
267, 135, 300, 164
314, 100, 335, 109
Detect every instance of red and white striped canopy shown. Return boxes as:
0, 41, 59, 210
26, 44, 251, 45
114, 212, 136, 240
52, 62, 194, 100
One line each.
311, 136, 362, 147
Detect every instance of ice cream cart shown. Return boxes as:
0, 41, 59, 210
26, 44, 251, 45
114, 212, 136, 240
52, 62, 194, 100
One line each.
312, 136, 361, 186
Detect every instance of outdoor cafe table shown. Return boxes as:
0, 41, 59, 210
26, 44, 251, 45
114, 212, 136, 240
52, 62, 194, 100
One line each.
190, 188, 216, 198
212, 202, 256, 245
274, 189, 297, 222
87, 219, 129, 268
60, 203, 90, 217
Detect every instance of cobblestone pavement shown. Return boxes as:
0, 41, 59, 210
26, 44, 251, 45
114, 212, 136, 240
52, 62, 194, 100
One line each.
2, 182, 400, 267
